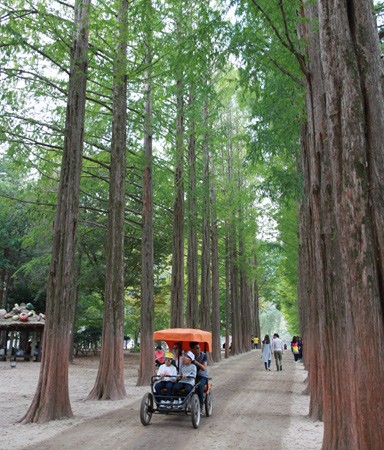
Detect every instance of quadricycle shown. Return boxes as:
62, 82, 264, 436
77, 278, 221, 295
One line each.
140, 328, 213, 429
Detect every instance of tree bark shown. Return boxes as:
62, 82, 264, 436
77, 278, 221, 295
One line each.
87, 0, 128, 401
252, 256, 261, 342
20, 0, 90, 423
137, 0, 155, 386
298, 1, 384, 447
200, 95, 211, 332
170, 6, 185, 328
210, 158, 221, 362
186, 91, 199, 328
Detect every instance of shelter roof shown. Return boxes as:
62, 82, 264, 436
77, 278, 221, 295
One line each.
0, 316, 45, 332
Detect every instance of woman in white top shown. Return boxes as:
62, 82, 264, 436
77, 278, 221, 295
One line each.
261, 335, 272, 370
154, 352, 177, 399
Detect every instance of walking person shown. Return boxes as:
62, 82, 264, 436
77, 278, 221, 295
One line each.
271, 333, 284, 371
261, 335, 272, 370
291, 336, 300, 362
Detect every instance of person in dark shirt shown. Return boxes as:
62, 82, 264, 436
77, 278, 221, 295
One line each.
190, 342, 208, 414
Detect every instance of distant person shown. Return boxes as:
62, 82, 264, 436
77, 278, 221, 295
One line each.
190, 342, 208, 414
261, 335, 272, 370
172, 351, 196, 401
253, 336, 259, 349
33, 342, 40, 361
297, 336, 303, 361
154, 352, 177, 405
291, 336, 300, 362
171, 344, 183, 371
154, 345, 165, 368
271, 333, 284, 371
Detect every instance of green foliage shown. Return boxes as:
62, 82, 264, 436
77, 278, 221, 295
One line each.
74, 324, 102, 349
0, 0, 305, 340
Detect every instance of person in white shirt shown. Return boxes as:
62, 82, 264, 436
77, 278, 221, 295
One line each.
154, 352, 178, 402
271, 333, 284, 371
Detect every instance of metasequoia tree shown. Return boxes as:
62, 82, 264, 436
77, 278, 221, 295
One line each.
20, 0, 91, 423
237, 172, 252, 352
251, 255, 261, 341
137, 0, 155, 386
224, 110, 241, 355
200, 93, 211, 332
170, 2, 185, 328
298, 1, 384, 448
210, 157, 221, 362
186, 89, 199, 328
87, 0, 128, 400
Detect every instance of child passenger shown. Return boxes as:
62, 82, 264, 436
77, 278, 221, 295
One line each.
171, 351, 196, 399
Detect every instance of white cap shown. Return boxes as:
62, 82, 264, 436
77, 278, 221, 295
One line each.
184, 350, 195, 361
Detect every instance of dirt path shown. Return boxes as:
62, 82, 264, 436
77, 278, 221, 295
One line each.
21, 351, 323, 450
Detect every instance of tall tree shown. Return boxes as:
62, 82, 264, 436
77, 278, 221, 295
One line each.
200, 93, 211, 332
186, 90, 199, 328
20, 0, 91, 423
210, 157, 221, 362
87, 0, 128, 401
137, 0, 155, 386
170, 2, 185, 328
298, 1, 384, 447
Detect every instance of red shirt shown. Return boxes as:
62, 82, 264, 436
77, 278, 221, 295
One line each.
155, 349, 164, 364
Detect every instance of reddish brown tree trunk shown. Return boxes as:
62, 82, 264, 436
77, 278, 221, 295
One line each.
200, 95, 211, 332
299, 1, 384, 448
87, 0, 128, 401
170, 7, 185, 328
210, 159, 221, 362
251, 256, 260, 342
20, 0, 90, 423
137, 0, 155, 386
186, 91, 199, 328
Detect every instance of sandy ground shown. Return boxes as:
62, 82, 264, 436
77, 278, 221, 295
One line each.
0, 350, 323, 450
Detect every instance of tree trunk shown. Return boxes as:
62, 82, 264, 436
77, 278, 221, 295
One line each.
87, 0, 128, 401
170, 7, 185, 328
299, 1, 384, 447
210, 159, 221, 362
186, 91, 199, 328
20, 0, 90, 423
225, 233, 231, 359
137, 0, 154, 386
252, 256, 261, 342
237, 166, 251, 352
200, 95, 211, 332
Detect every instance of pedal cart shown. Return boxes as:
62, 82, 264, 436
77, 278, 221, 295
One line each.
140, 328, 213, 429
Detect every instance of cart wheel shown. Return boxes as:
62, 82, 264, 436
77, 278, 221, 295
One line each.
205, 391, 213, 417
190, 394, 201, 429
140, 392, 153, 426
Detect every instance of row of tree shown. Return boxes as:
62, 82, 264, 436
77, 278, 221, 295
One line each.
4, 1, 381, 447
1, 0, 297, 423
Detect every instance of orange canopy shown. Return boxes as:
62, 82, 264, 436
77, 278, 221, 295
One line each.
153, 328, 212, 352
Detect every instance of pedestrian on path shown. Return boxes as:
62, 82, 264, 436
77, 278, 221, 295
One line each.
290, 336, 300, 362
271, 333, 284, 371
261, 335, 272, 370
